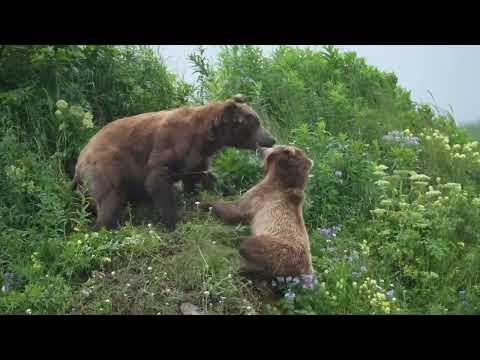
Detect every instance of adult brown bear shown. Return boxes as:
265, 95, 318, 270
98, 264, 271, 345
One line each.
73, 95, 275, 231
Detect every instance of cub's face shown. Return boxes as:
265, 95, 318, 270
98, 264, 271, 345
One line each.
220, 96, 276, 150
261, 145, 314, 188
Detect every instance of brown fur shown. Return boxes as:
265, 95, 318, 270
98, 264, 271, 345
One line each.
73, 95, 275, 231
203, 145, 314, 279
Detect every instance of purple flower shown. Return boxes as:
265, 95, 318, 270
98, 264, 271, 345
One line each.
386, 289, 395, 300
284, 290, 296, 301
319, 228, 333, 238
334, 170, 343, 178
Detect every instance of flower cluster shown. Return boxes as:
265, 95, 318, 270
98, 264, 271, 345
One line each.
358, 277, 398, 314
1, 273, 15, 293
272, 273, 319, 291
383, 129, 420, 146
420, 129, 480, 164
319, 225, 342, 239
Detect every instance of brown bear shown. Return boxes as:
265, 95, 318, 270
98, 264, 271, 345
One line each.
73, 95, 276, 231
202, 145, 315, 280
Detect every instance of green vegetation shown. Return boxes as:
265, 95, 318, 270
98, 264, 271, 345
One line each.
1, 45, 479, 315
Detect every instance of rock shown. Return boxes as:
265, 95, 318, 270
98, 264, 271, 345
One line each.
180, 302, 203, 315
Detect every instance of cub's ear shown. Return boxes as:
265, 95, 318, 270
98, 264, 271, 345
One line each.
232, 94, 245, 103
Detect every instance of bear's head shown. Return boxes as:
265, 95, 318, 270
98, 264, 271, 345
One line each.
261, 145, 314, 189
209, 95, 276, 150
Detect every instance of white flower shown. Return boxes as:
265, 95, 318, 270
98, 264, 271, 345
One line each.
26, 309, 32, 315
147, 266, 153, 271
195, 201, 200, 206
203, 290, 210, 296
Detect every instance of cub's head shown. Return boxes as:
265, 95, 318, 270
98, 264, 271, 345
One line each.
261, 145, 314, 189
210, 95, 276, 150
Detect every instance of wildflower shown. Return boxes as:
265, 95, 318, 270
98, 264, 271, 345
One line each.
105, 299, 111, 304
412, 181, 428, 189
147, 223, 152, 228
126, 283, 131, 288
410, 174, 430, 182
56, 100, 69, 111
319, 228, 333, 238
360, 266, 368, 273
380, 199, 393, 207
284, 290, 296, 301
203, 291, 210, 296
375, 165, 389, 171
393, 170, 411, 177
426, 190, 441, 198
334, 170, 343, 177
26, 309, 32, 315
81, 289, 91, 297
227, 274, 232, 279
370, 208, 387, 216
147, 266, 153, 271
441, 182, 462, 192
111, 271, 116, 276
82, 112, 94, 129
458, 290, 466, 299
375, 180, 390, 188
352, 271, 360, 279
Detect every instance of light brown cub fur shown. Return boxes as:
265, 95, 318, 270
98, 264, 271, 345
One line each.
203, 145, 314, 279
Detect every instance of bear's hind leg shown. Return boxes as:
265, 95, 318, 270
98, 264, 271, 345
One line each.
239, 235, 303, 279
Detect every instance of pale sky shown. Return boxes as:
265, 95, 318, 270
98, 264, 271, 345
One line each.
154, 45, 480, 125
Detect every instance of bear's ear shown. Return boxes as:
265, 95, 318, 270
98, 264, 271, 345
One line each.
222, 99, 240, 123
232, 94, 245, 103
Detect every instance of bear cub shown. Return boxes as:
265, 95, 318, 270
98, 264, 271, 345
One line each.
203, 145, 315, 280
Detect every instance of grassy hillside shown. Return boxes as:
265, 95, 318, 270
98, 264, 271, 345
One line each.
1, 45, 479, 315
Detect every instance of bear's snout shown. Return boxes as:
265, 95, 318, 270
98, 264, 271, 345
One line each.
256, 127, 276, 148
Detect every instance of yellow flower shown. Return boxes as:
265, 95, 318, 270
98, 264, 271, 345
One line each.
371, 208, 387, 216
410, 174, 430, 182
